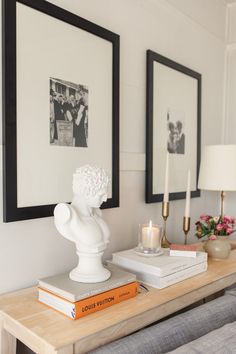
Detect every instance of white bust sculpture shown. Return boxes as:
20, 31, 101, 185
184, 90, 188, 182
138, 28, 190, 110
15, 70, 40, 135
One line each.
54, 165, 111, 283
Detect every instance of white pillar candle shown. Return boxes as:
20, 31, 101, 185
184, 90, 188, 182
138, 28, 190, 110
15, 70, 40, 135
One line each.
185, 169, 191, 217
142, 220, 161, 249
164, 152, 169, 202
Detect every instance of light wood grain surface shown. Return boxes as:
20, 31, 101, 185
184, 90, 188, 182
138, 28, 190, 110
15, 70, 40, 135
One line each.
1, 243, 236, 354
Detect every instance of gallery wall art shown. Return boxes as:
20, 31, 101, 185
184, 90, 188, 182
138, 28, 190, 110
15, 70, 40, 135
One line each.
2, 0, 120, 222
146, 50, 201, 203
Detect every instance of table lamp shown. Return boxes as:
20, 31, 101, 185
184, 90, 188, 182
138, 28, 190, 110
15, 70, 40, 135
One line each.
198, 145, 236, 218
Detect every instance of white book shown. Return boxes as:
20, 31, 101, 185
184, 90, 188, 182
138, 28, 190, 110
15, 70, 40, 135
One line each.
169, 250, 197, 258
108, 261, 208, 289
111, 249, 207, 277
38, 265, 136, 302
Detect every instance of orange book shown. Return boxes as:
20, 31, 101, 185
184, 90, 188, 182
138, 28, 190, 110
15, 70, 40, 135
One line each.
38, 282, 139, 320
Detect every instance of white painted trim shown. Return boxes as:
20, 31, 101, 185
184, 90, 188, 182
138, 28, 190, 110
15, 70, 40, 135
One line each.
227, 2, 236, 8
227, 43, 236, 50
222, 49, 230, 143
225, 2, 230, 42
120, 152, 145, 171
222, 6, 230, 143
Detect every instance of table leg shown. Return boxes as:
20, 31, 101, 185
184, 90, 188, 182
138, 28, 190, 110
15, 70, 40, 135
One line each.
0, 316, 16, 354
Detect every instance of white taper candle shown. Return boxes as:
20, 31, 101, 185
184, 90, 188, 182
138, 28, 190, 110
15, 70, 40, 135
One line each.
185, 169, 191, 217
163, 152, 169, 202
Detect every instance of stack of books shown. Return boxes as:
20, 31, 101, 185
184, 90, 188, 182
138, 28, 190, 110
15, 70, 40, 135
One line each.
38, 265, 138, 320
110, 249, 208, 289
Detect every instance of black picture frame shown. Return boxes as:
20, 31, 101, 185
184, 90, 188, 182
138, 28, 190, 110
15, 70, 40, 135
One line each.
146, 50, 201, 203
2, 0, 120, 222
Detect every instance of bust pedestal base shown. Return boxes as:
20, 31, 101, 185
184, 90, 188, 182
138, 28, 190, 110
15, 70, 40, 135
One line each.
70, 251, 111, 283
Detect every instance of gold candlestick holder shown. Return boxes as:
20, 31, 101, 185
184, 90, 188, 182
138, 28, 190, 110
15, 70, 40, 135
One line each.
161, 201, 171, 248
183, 216, 191, 245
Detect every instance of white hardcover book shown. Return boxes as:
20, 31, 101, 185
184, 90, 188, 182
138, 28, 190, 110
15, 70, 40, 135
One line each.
169, 250, 197, 258
108, 261, 208, 289
112, 249, 207, 277
38, 290, 74, 318
38, 265, 136, 302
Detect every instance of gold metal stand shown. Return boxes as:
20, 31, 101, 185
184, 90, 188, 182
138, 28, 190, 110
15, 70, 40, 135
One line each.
221, 191, 226, 219
161, 202, 171, 248
183, 216, 191, 245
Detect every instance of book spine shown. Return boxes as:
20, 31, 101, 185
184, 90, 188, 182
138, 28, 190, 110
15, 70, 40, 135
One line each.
38, 273, 137, 302
112, 256, 163, 276
169, 250, 197, 257
112, 252, 207, 277
76, 277, 136, 301
139, 262, 208, 289
39, 282, 138, 320
161, 255, 207, 276
74, 282, 138, 319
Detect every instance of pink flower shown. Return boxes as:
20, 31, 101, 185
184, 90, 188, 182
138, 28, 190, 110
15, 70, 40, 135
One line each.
222, 223, 228, 230
223, 215, 233, 223
195, 214, 235, 239
216, 224, 224, 231
209, 235, 217, 240
226, 227, 234, 235
200, 214, 211, 222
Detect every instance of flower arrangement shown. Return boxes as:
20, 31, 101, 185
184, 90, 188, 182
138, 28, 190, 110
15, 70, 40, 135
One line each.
195, 214, 236, 240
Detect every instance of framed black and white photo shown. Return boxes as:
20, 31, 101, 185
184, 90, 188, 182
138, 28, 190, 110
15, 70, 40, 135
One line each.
2, 0, 119, 222
146, 50, 201, 203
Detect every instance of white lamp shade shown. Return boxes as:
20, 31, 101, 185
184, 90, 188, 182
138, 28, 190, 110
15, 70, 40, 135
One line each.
198, 145, 236, 191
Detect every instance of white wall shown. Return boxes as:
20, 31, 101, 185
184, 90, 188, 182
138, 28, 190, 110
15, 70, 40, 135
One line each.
227, 2, 236, 43
166, 0, 226, 40
0, 0, 226, 294
223, 2, 236, 217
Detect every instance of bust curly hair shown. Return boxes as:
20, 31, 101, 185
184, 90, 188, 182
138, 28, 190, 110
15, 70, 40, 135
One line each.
72, 165, 109, 197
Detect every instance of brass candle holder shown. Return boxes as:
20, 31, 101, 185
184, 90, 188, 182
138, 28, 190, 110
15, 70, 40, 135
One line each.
183, 216, 191, 245
161, 201, 171, 248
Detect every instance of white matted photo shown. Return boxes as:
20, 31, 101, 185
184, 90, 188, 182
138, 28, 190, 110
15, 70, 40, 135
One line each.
2, 0, 119, 222
146, 50, 201, 203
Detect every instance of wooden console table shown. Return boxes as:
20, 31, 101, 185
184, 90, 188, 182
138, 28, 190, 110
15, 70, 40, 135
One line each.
1, 246, 236, 354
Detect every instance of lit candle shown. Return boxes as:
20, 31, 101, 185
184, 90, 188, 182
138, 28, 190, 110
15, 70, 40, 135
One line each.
164, 152, 169, 202
185, 169, 191, 217
142, 220, 162, 249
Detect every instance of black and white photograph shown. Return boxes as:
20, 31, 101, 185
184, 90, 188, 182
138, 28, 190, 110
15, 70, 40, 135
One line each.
50, 77, 88, 147
167, 109, 185, 155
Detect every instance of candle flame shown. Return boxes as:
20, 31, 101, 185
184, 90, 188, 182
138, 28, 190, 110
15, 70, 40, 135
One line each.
149, 220, 152, 229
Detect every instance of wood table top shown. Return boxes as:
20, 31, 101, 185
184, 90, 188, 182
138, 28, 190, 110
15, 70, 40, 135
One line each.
1, 242, 236, 353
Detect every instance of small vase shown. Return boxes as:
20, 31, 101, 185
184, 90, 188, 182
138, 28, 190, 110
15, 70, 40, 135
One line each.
203, 236, 231, 260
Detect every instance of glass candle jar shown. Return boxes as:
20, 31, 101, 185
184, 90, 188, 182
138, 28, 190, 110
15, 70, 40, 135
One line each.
138, 221, 162, 254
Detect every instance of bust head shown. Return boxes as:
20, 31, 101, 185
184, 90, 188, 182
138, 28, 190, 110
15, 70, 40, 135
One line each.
73, 165, 109, 208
